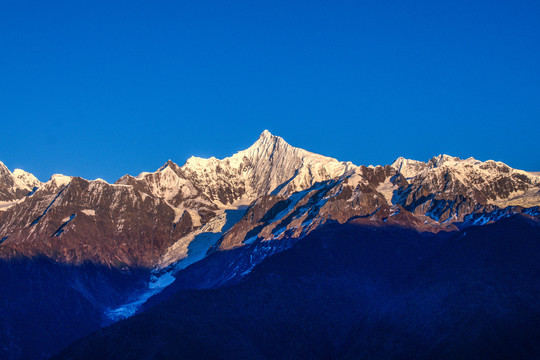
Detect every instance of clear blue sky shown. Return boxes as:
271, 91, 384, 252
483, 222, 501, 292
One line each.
1, 0, 539, 182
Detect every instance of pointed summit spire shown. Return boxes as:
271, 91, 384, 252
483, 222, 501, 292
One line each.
248, 130, 288, 155
258, 129, 276, 142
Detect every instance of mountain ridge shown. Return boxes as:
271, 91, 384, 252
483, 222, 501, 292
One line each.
0, 131, 538, 268
0, 131, 539, 359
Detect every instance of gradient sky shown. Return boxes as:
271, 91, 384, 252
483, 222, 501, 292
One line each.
1, 0, 539, 182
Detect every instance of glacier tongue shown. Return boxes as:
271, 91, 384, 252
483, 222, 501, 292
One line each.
105, 207, 248, 321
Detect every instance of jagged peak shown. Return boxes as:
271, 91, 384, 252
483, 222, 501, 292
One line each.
428, 154, 461, 168
391, 154, 537, 184
0, 162, 42, 193
392, 154, 482, 175
391, 156, 424, 167
248, 130, 288, 152
0, 161, 12, 177
241, 131, 346, 166
158, 159, 179, 172
49, 174, 72, 187
183, 155, 219, 170
259, 129, 273, 139
391, 157, 428, 178
180, 131, 342, 173
12, 169, 41, 189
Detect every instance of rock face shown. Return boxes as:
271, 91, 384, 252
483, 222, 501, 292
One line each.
0, 176, 183, 268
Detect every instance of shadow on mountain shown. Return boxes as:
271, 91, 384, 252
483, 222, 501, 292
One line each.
0, 258, 150, 360
54, 215, 540, 359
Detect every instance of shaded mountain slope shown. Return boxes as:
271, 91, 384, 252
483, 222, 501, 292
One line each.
0, 258, 149, 360
54, 215, 540, 360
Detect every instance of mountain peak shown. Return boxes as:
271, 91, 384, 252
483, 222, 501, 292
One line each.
391, 157, 427, 178
49, 174, 72, 188
259, 129, 273, 139
158, 159, 177, 172
428, 154, 461, 168
12, 169, 41, 189
253, 129, 284, 147
239, 131, 290, 161
0, 161, 11, 176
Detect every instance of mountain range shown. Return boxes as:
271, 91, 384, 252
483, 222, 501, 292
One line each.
0, 131, 539, 359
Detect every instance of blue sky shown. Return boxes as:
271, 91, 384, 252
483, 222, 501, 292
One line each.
1, 1, 539, 182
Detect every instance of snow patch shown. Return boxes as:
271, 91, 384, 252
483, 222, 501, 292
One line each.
80, 209, 96, 216
376, 177, 397, 205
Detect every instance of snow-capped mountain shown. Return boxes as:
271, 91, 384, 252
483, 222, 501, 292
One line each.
116, 130, 354, 224
0, 131, 539, 359
0, 131, 538, 268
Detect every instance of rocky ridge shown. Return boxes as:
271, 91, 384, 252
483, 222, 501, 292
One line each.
0, 131, 538, 271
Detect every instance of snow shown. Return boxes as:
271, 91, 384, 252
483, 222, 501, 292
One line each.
179, 130, 355, 203
148, 271, 176, 290
0, 201, 17, 211
391, 157, 428, 178
12, 169, 41, 190
391, 154, 540, 209
171, 232, 222, 271
105, 270, 177, 321
135, 171, 152, 180
158, 208, 247, 269
80, 209, 96, 216
50, 174, 72, 188
53, 214, 76, 237
376, 177, 397, 205
389, 206, 401, 217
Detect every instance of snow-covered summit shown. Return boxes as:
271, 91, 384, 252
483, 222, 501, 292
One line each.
391, 154, 533, 180
118, 130, 356, 214
391, 154, 472, 178
49, 174, 72, 187
0, 132, 539, 276
391, 157, 428, 178
223, 130, 354, 196
0, 162, 41, 203
12, 169, 41, 190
